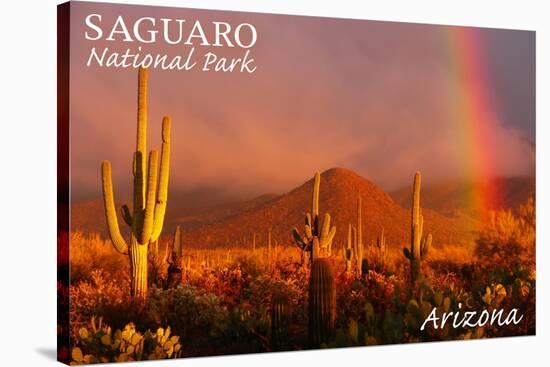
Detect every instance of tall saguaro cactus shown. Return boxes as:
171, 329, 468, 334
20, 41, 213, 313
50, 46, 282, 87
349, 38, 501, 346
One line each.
101, 67, 171, 302
292, 172, 336, 264
167, 225, 184, 287
343, 224, 353, 274
271, 292, 291, 351
402, 172, 432, 285
376, 228, 387, 270
353, 197, 364, 274
308, 258, 336, 347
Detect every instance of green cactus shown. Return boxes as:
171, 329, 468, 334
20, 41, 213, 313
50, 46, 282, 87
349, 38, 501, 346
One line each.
343, 224, 353, 274
355, 197, 364, 271
481, 283, 507, 308
101, 67, 171, 302
309, 258, 336, 347
292, 172, 336, 263
402, 172, 432, 285
271, 292, 291, 350
167, 225, 184, 287
376, 228, 387, 270
72, 318, 182, 363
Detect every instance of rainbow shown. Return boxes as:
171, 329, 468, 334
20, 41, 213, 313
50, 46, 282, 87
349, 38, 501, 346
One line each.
445, 26, 502, 219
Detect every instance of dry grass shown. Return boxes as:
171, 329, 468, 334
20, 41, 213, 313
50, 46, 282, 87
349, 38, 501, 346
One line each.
70, 232, 128, 282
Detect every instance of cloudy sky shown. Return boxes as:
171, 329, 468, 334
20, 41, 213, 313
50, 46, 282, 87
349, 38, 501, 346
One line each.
69, 2, 535, 202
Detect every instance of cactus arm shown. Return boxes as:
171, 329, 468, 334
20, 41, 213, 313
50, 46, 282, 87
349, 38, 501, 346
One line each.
121, 204, 132, 227
101, 161, 129, 254
321, 213, 331, 239
151, 117, 171, 241
305, 213, 313, 239
140, 150, 158, 244
136, 67, 148, 205
421, 233, 432, 259
325, 226, 336, 246
318, 213, 336, 254
312, 172, 320, 217
132, 151, 145, 238
312, 237, 320, 260
292, 228, 308, 250
419, 212, 424, 240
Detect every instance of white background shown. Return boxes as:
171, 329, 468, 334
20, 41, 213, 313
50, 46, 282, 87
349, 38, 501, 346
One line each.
0, 0, 546, 366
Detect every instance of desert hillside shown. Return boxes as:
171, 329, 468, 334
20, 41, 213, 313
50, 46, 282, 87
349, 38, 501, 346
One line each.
183, 168, 477, 249
71, 168, 487, 249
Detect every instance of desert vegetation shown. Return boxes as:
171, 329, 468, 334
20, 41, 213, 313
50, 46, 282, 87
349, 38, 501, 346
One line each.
65, 171, 535, 363
61, 68, 535, 364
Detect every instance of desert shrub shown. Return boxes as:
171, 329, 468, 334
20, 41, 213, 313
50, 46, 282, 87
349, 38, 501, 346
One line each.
188, 264, 251, 306
247, 258, 309, 328
70, 232, 128, 282
236, 255, 263, 278
336, 270, 405, 327
70, 270, 131, 337
71, 317, 182, 364
58, 280, 71, 363
475, 198, 535, 271
145, 284, 228, 341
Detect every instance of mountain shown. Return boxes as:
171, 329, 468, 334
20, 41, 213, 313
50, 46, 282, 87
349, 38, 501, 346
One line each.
390, 176, 535, 218
184, 168, 476, 249
71, 168, 478, 249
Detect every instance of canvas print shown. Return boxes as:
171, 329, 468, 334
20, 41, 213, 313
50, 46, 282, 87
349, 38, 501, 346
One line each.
57, 1, 536, 364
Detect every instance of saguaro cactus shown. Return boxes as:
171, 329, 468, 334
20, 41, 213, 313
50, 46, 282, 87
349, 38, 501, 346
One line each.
376, 228, 387, 270
292, 172, 336, 263
271, 292, 291, 350
308, 258, 336, 347
353, 197, 364, 274
101, 67, 171, 302
343, 224, 353, 274
167, 225, 184, 287
402, 172, 432, 285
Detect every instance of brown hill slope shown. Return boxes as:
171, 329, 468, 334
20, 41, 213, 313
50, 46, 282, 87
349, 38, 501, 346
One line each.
185, 168, 476, 249
71, 193, 278, 236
